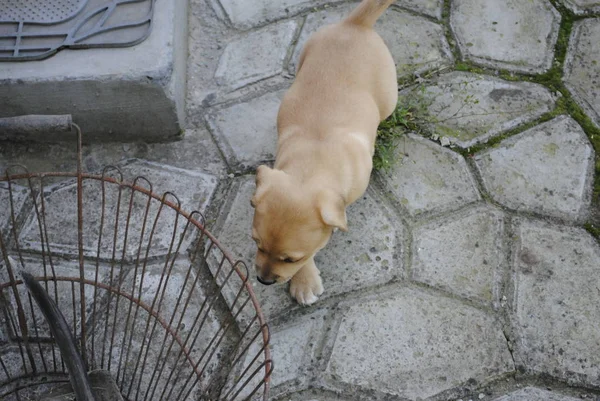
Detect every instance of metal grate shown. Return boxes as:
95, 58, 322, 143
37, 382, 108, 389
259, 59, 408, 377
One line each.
0, 0, 154, 61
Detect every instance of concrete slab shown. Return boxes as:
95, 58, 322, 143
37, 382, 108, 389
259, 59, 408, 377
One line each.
226, 310, 326, 400
0, 184, 28, 237
450, 0, 560, 73
492, 387, 585, 401
558, 0, 600, 15
88, 257, 224, 400
212, 176, 404, 320
206, 91, 283, 171
397, 0, 443, 19
474, 116, 595, 222
215, 21, 298, 91
400, 72, 556, 148
511, 219, 600, 388
378, 134, 480, 218
564, 18, 600, 129
18, 159, 217, 260
0, 255, 114, 340
326, 287, 514, 399
289, 5, 453, 78
212, 0, 328, 30
0, 0, 188, 142
412, 205, 505, 305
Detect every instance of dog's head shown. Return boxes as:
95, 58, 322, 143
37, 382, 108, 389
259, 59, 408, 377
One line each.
250, 165, 347, 285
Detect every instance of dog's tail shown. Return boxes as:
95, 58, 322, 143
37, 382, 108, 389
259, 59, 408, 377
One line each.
345, 0, 395, 28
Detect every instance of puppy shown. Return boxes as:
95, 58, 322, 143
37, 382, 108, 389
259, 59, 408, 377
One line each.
250, 0, 398, 305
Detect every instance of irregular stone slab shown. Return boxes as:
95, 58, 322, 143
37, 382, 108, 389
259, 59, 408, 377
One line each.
397, 0, 443, 19
474, 116, 595, 222
492, 387, 585, 401
213, 176, 402, 319
326, 288, 514, 399
0, 184, 28, 237
206, 91, 283, 170
213, 0, 327, 30
559, 0, 600, 15
226, 311, 326, 399
0, 255, 115, 340
88, 257, 225, 399
412, 206, 505, 305
400, 72, 556, 148
215, 21, 297, 91
378, 134, 480, 217
290, 5, 452, 77
564, 18, 600, 129
18, 160, 217, 260
512, 220, 600, 388
450, 0, 560, 73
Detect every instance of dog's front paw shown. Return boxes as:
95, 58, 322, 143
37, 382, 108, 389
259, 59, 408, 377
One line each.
289, 264, 324, 306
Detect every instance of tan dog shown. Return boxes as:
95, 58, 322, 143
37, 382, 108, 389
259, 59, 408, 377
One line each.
250, 0, 398, 305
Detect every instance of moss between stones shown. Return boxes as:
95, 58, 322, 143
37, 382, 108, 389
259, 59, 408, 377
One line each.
376, 0, 600, 238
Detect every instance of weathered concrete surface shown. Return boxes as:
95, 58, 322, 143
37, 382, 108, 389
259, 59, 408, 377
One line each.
450, 0, 560, 73
206, 91, 283, 170
212, 0, 326, 30
400, 72, 556, 148
378, 134, 480, 217
559, 0, 600, 15
564, 18, 600, 129
18, 160, 217, 260
290, 5, 452, 77
0, 184, 27, 236
215, 21, 297, 91
326, 288, 514, 399
492, 387, 585, 401
512, 220, 600, 387
412, 206, 505, 305
397, 0, 443, 19
0, 0, 188, 141
474, 116, 595, 222
228, 311, 326, 399
212, 177, 403, 319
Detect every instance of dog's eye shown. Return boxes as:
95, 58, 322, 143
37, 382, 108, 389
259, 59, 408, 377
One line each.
283, 257, 296, 263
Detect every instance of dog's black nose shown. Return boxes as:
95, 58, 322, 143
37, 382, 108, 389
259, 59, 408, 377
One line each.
256, 276, 276, 286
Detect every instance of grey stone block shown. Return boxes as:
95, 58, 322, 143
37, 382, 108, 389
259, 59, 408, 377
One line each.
0, 184, 28, 237
215, 21, 298, 91
213, 0, 327, 30
401, 72, 556, 148
492, 387, 585, 401
474, 116, 595, 222
226, 310, 326, 400
450, 0, 560, 73
412, 205, 505, 305
511, 219, 600, 388
18, 160, 217, 260
290, 5, 453, 78
397, 0, 443, 19
206, 91, 284, 170
0, 0, 188, 142
564, 18, 600, 129
559, 0, 600, 15
213, 177, 403, 320
378, 134, 480, 218
326, 287, 514, 399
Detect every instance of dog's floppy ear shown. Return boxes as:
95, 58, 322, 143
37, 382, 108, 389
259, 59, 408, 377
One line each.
317, 190, 348, 231
251, 165, 272, 208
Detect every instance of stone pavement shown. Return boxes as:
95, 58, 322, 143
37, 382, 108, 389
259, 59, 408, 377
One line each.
1, 0, 600, 400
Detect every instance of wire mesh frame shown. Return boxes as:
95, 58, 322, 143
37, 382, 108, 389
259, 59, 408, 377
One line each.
0, 124, 272, 400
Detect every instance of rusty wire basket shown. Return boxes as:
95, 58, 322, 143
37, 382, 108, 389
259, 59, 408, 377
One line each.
0, 119, 272, 400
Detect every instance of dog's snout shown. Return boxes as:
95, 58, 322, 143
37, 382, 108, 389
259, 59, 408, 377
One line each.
256, 275, 276, 286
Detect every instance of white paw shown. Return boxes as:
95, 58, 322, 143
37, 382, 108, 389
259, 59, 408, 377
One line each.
289, 276, 324, 306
